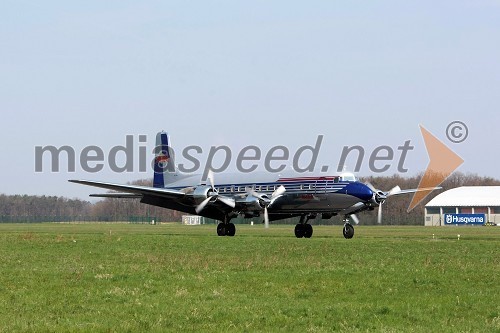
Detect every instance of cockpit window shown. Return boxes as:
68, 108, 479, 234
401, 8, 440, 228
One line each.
340, 173, 357, 182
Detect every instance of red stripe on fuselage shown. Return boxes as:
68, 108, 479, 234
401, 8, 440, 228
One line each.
277, 176, 339, 182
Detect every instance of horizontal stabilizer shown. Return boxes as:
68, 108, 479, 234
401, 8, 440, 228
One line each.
69, 180, 186, 199
89, 193, 143, 199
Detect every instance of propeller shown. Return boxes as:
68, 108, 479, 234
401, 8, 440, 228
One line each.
195, 170, 235, 214
247, 185, 286, 228
365, 183, 402, 224
376, 185, 401, 224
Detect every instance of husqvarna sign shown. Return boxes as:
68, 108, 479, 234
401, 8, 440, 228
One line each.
444, 214, 485, 225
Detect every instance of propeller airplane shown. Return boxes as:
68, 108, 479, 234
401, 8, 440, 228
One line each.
70, 131, 439, 238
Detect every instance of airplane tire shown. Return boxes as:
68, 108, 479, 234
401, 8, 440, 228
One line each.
226, 223, 236, 237
217, 223, 226, 237
303, 224, 313, 238
294, 224, 305, 238
343, 223, 354, 239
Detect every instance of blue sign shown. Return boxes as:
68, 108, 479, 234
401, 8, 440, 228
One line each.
444, 213, 486, 225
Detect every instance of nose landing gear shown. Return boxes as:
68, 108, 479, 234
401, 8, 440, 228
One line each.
342, 216, 355, 239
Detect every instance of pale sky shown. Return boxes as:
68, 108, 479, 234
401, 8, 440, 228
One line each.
1, 1, 499, 199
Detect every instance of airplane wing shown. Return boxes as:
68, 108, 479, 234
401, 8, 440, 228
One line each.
70, 179, 238, 221
68, 180, 186, 199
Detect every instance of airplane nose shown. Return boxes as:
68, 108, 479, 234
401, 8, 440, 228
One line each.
345, 183, 373, 201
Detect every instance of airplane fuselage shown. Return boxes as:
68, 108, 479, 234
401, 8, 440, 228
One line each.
155, 173, 375, 221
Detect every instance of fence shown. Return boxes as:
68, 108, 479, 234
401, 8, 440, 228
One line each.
0, 216, 158, 224
198, 214, 425, 226
0, 214, 425, 225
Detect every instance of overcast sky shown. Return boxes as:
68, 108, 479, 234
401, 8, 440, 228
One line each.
1, 1, 499, 199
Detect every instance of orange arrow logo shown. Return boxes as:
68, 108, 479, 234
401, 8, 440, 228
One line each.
407, 125, 464, 212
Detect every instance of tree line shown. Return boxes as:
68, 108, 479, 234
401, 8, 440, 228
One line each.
0, 172, 498, 224
0, 178, 181, 223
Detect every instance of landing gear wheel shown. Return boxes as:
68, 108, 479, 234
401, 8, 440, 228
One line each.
343, 223, 354, 239
226, 223, 236, 237
294, 224, 305, 238
217, 223, 226, 237
303, 224, 313, 238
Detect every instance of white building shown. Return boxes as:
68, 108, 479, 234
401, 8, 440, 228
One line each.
182, 215, 203, 225
425, 186, 500, 226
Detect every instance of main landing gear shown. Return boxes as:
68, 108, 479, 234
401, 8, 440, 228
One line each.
216, 222, 236, 236
342, 216, 355, 239
295, 214, 315, 238
216, 216, 236, 237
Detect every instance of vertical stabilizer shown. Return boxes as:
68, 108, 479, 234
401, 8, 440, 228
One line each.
153, 131, 185, 187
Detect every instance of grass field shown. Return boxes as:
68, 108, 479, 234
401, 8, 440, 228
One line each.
0, 223, 498, 332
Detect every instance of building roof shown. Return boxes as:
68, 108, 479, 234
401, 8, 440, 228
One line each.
426, 186, 500, 207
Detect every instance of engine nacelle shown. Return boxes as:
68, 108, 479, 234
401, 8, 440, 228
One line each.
238, 195, 266, 211
192, 186, 216, 204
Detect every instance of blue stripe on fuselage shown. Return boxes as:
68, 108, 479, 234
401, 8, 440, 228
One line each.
342, 182, 373, 201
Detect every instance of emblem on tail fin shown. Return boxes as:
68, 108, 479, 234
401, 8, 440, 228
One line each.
155, 152, 169, 165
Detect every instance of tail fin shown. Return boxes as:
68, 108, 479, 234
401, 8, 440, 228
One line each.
153, 131, 185, 187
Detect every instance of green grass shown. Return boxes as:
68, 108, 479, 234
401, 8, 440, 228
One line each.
0, 223, 499, 332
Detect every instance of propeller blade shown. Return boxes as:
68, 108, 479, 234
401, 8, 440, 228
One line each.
218, 196, 236, 208
272, 185, 286, 198
195, 196, 212, 214
387, 186, 401, 196
264, 207, 269, 228
377, 203, 383, 224
351, 214, 360, 225
207, 170, 215, 190
269, 186, 286, 207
